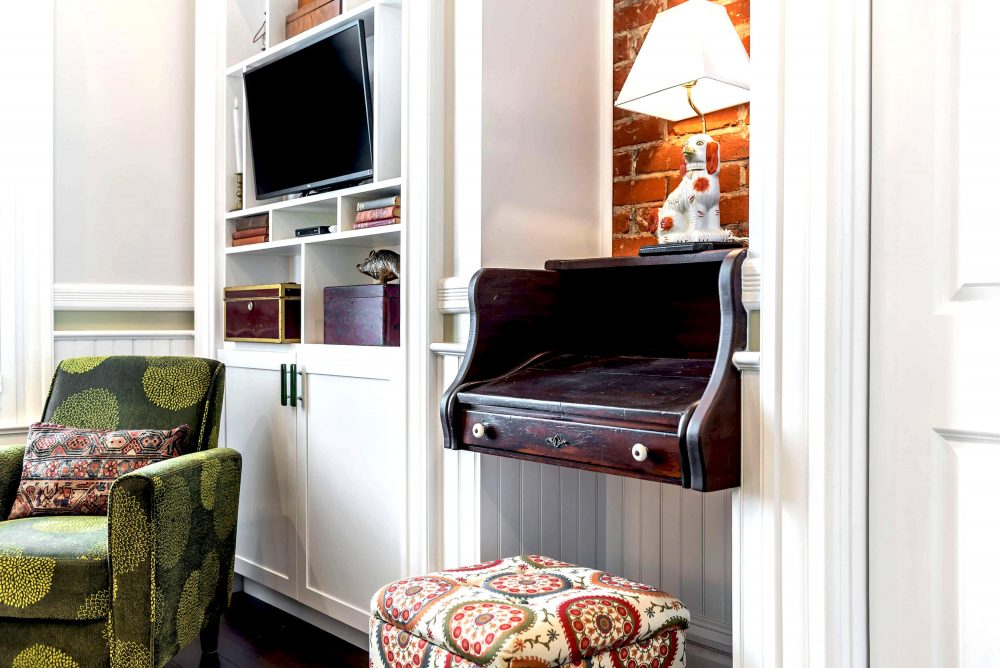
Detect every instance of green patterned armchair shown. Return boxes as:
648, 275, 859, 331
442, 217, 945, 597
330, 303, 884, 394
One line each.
0, 356, 241, 668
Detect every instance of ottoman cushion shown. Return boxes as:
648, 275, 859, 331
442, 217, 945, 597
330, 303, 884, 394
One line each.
370, 555, 689, 668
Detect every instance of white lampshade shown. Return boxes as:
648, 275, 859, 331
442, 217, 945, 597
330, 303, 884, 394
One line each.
615, 0, 750, 121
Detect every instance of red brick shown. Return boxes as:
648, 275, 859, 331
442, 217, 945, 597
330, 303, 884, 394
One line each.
613, 151, 633, 178
718, 163, 741, 192
613, 176, 667, 206
636, 205, 661, 233
635, 143, 682, 174
614, 106, 631, 122
613, 210, 631, 235
612, 235, 658, 257
716, 133, 750, 160
742, 34, 750, 55
613, 63, 631, 93
614, 116, 666, 147
719, 193, 749, 225
725, 0, 750, 25
669, 105, 744, 136
614, 34, 631, 64
614, 1, 665, 33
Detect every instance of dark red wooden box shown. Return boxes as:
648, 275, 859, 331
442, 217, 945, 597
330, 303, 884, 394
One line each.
224, 283, 302, 343
324, 284, 400, 346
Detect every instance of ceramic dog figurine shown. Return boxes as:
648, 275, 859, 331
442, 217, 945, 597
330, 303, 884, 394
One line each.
657, 133, 733, 243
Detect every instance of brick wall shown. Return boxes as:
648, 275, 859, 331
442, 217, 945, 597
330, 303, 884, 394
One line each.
612, 0, 750, 256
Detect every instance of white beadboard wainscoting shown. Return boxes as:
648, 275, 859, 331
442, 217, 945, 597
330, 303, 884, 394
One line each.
433, 344, 733, 664
53, 331, 196, 363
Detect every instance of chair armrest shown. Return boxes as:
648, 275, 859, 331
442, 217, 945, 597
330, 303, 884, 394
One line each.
0, 445, 25, 519
107, 448, 242, 666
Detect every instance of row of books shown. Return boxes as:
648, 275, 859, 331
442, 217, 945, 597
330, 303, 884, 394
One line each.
353, 195, 401, 230
231, 213, 269, 247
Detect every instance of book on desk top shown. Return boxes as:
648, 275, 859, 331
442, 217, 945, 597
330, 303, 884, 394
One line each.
356, 195, 400, 212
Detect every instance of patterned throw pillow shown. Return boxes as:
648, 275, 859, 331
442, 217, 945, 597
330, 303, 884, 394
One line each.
8, 422, 189, 519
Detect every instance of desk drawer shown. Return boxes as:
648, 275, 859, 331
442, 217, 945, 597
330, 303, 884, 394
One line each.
461, 410, 683, 483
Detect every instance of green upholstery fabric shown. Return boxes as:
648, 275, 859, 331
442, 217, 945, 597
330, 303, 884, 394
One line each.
0, 516, 108, 621
0, 446, 25, 519
0, 618, 108, 667
108, 449, 241, 668
0, 356, 240, 668
42, 356, 226, 454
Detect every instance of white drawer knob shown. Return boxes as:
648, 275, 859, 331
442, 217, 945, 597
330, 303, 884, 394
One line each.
472, 423, 487, 439
631, 443, 648, 462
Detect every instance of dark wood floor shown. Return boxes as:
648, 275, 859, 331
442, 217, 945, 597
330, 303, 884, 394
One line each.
169, 592, 368, 668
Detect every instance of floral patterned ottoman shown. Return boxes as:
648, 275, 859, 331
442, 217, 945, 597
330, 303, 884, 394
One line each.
370, 555, 689, 668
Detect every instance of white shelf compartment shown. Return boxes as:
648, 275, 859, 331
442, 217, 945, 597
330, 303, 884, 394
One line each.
225, 0, 397, 75
224, 223, 401, 256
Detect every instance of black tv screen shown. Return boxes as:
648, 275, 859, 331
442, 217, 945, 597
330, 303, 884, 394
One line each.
244, 20, 373, 199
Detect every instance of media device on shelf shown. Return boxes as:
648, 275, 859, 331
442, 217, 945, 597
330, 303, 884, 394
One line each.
243, 19, 374, 199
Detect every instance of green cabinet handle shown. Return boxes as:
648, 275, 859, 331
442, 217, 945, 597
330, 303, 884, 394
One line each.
280, 363, 288, 406
290, 364, 298, 407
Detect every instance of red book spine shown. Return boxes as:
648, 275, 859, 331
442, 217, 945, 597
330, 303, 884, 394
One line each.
232, 226, 268, 240
232, 235, 269, 246
355, 206, 401, 223
353, 217, 400, 230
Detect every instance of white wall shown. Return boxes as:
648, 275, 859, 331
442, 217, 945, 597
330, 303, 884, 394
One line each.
54, 0, 195, 287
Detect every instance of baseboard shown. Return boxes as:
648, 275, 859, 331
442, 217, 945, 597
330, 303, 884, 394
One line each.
687, 613, 733, 654
242, 579, 367, 650
687, 640, 733, 668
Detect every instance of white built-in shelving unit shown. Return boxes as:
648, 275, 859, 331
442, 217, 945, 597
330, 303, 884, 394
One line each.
212, 0, 409, 644
223, 0, 402, 347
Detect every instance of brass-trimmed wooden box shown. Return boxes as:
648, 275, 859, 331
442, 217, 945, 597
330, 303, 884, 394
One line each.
224, 283, 302, 343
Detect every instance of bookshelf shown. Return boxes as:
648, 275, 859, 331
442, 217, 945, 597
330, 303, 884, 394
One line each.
212, 0, 409, 640
222, 0, 402, 346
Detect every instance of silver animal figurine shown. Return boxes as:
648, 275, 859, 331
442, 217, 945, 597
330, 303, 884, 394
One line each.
357, 249, 400, 284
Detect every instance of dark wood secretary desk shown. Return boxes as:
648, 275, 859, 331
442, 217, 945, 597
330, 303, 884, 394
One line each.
441, 249, 746, 492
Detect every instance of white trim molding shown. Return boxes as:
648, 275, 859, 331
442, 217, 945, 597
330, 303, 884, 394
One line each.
741, 0, 871, 665
0, 1, 56, 429
54, 283, 195, 311
437, 276, 471, 314
53, 330, 195, 340
740, 258, 760, 312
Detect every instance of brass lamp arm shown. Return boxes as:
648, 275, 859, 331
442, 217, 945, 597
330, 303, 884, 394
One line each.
683, 81, 707, 134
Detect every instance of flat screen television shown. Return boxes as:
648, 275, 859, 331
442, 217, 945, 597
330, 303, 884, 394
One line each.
244, 20, 373, 199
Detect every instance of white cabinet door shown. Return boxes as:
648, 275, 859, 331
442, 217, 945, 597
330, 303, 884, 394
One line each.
871, 1, 1000, 664
294, 346, 404, 631
219, 349, 299, 599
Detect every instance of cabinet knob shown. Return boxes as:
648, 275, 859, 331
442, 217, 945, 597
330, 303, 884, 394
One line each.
247, 301, 254, 311
631, 443, 648, 462
472, 423, 487, 439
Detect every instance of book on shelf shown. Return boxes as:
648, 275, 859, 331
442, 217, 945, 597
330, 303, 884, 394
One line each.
355, 206, 401, 223
232, 213, 268, 231
352, 217, 400, 230
232, 235, 269, 247
356, 195, 401, 212
232, 226, 268, 240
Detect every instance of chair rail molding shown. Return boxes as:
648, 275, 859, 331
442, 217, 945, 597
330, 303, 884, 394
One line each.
437, 276, 471, 314
53, 283, 195, 311
742, 0, 871, 665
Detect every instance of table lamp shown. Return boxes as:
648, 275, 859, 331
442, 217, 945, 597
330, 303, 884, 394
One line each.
615, 0, 750, 250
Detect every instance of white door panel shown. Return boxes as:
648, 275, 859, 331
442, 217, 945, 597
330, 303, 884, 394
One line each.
295, 348, 403, 631
219, 350, 299, 598
871, 0, 1000, 665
